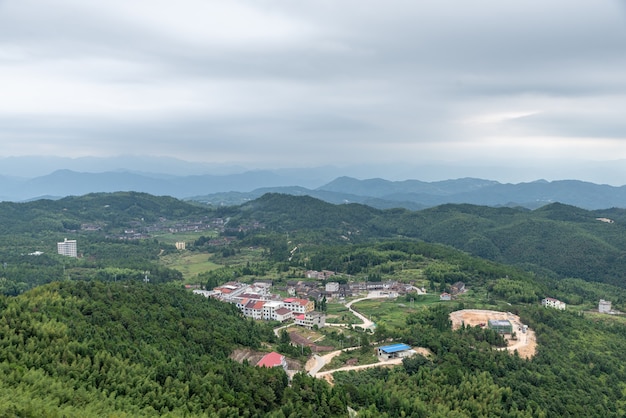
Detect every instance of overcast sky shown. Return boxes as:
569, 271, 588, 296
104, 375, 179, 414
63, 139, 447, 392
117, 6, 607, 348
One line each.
2, 0, 626, 183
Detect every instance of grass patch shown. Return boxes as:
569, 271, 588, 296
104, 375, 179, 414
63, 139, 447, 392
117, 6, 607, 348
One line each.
326, 303, 360, 324
350, 294, 442, 329
160, 252, 222, 281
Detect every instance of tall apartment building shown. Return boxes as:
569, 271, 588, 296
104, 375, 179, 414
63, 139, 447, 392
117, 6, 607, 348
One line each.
57, 238, 77, 258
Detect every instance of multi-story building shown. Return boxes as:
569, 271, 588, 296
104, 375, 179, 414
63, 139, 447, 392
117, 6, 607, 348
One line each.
599, 299, 612, 313
57, 238, 77, 258
325, 282, 340, 293
294, 312, 326, 328
283, 297, 314, 314
541, 297, 566, 310
262, 300, 285, 321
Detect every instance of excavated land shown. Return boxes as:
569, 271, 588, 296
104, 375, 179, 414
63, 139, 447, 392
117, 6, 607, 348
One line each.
449, 309, 537, 359
289, 331, 334, 352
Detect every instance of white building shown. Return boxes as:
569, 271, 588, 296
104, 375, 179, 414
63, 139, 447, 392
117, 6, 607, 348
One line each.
295, 312, 326, 328
57, 238, 77, 258
325, 282, 340, 293
541, 297, 566, 310
274, 308, 293, 322
283, 298, 314, 314
262, 300, 285, 321
599, 299, 612, 313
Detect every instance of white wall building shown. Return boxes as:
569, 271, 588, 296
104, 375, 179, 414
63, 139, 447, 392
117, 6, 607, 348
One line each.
295, 312, 326, 328
325, 282, 340, 293
599, 299, 612, 313
541, 297, 566, 310
283, 298, 314, 314
262, 300, 285, 320
57, 238, 77, 258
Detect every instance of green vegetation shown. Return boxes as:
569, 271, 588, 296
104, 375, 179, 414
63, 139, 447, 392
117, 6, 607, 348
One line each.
2, 192, 626, 415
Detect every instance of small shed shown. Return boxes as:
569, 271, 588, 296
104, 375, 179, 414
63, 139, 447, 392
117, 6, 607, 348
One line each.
488, 319, 513, 334
377, 343, 415, 360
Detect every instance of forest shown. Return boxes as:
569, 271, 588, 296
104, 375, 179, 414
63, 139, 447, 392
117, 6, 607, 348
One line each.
1, 191, 626, 416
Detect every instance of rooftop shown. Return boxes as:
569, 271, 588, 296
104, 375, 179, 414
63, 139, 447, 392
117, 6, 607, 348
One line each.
256, 352, 284, 368
378, 343, 412, 354
488, 320, 512, 326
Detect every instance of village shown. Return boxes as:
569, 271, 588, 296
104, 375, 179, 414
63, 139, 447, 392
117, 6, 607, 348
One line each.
190, 266, 620, 379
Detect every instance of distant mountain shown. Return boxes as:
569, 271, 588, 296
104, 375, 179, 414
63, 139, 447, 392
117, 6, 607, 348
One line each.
0, 169, 325, 202
191, 177, 626, 210
4, 168, 626, 210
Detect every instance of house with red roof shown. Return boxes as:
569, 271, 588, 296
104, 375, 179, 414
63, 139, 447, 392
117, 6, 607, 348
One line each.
282, 297, 314, 314
256, 352, 287, 370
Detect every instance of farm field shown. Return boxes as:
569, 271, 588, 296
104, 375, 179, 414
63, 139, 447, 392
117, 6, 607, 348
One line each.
349, 294, 443, 328
160, 252, 222, 280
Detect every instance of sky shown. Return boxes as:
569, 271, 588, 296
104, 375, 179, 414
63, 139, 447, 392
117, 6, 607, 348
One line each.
2, 0, 626, 183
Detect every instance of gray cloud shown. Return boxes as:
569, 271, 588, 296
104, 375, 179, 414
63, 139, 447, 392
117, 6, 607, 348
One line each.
1, 0, 626, 182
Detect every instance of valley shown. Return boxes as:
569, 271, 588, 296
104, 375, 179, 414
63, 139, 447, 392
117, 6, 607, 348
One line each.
1, 192, 626, 416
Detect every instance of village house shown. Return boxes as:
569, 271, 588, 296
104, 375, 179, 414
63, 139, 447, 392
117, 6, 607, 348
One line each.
274, 308, 293, 322
283, 297, 314, 314
294, 311, 326, 329
541, 297, 566, 310
305, 270, 336, 280
256, 352, 288, 370
599, 299, 612, 313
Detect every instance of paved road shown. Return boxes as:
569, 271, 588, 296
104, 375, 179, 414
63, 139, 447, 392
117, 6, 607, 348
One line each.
273, 322, 295, 338
345, 291, 389, 330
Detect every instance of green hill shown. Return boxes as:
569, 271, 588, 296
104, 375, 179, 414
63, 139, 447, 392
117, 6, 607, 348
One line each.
0, 281, 293, 416
230, 195, 626, 287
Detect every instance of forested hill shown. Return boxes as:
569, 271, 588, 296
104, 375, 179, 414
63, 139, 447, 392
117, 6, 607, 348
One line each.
0, 281, 297, 416
231, 194, 626, 287
0, 191, 210, 234
3, 191, 626, 287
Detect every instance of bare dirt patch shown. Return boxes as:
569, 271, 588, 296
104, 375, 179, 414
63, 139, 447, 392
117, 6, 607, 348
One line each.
449, 309, 537, 359
289, 331, 334, 352
230, 348, 266, 366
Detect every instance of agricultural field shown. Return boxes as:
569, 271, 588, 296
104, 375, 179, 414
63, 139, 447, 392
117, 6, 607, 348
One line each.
159, 251, 222, 281
349, 294, 443, 328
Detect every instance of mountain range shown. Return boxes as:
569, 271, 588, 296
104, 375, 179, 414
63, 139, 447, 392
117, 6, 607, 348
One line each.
3, 168, 626, 210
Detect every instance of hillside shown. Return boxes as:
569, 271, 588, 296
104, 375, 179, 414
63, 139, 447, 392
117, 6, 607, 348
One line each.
0, 281, 295, 416
2, 192, 626, 415
3, 192, 626, 291
228, 195, 626, 287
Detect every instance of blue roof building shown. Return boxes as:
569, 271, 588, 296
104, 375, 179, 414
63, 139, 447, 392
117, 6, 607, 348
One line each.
377, 343, 414, 359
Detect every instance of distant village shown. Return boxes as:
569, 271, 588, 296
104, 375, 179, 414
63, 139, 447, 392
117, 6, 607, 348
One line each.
79, 216, 262, 241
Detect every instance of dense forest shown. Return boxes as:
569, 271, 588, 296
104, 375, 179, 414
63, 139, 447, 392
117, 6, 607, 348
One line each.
1, 191, 626, 415
1, 280, 626, 416
229, 194, 626, 287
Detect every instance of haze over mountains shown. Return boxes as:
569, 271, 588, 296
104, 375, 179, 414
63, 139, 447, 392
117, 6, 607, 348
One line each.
3, 156, 626, 210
